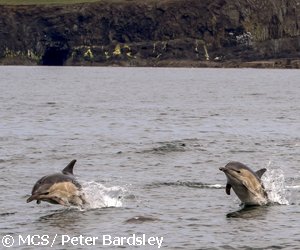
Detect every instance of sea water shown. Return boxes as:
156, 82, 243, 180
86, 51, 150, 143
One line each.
0, 66, 299, 249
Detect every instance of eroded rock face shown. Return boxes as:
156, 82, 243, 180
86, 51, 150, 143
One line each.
0, 0, 299, 67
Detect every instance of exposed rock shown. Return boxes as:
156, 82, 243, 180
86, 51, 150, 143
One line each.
0, 0, 299, 67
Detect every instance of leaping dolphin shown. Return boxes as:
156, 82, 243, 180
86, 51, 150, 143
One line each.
219, 161, 268, 206
27, 160, 86, 207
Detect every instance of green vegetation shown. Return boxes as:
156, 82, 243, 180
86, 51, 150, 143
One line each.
0, 0, 104, 5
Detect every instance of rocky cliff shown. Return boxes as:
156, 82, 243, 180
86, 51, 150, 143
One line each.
1, 0, 300, 67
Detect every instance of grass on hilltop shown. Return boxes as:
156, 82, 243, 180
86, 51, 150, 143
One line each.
0, 0, 106, 5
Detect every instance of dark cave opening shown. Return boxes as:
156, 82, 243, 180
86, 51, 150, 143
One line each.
41, 47, 69, 66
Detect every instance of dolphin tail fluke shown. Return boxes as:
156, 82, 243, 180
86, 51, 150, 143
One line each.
256, 168, 267, 179
62, 159, 77, 175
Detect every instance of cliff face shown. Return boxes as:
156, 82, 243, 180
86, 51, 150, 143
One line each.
0, 0, 300, 67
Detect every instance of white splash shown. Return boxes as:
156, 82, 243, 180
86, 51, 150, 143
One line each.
208, 184, 224, 189
262, 168, 289, 205
81, 181, 126, 209
286, 185, 300, 189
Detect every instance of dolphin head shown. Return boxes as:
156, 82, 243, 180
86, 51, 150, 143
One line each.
220, 161, 268, 205
220, 161, 259, 186
27, 160, 85, 206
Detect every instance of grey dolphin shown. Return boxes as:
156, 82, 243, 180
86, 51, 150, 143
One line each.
219, 161, 268, 206
27, 160, 86, 207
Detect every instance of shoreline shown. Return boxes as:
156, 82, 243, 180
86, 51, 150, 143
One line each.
1, 58, 299, 69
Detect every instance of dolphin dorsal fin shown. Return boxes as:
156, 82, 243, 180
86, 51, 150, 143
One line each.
226, 183, 231, 195
62, 160, 76, 175
256, 168, 267, 179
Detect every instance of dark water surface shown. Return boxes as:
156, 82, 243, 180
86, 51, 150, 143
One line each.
0, 67, 299, 249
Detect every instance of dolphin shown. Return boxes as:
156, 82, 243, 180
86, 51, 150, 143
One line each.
219, 161, 268, 206
27, 160, 86, 207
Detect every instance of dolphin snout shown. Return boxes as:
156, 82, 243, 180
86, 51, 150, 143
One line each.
26, 192, 45, 203
26, 195, 36, 203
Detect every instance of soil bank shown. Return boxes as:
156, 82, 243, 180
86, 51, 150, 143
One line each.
1, 0, 300, 68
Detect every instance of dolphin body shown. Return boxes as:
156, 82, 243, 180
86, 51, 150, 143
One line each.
27, 160, 86, 207
219, 161, 268, 206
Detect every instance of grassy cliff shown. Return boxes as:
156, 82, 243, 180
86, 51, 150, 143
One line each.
0, 0, 300, 67
0, 0, 102, 5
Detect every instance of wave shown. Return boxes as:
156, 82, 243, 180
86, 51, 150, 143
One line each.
138, 141, 187, 154
145, 181, 225, 189
124, 216, 159, 224
137, 138, 203, 154
0, 212, 16, 217
286, 185, 300, 189
81, 181, 126, 209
